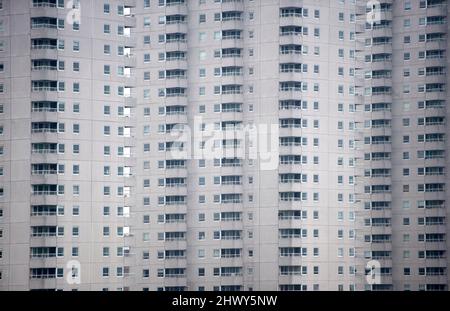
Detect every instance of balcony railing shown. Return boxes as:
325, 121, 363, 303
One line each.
32, 86, 57, 92
32, 149, 57, 154
32, 0, 57, 7
32, 170, 57, 175
31, 128, 57, 133
32, 65, 57, 71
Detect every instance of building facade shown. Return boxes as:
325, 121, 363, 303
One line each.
360, 0, 450, 291
0, 0, 449, 291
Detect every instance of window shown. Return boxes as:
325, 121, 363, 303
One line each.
73, 144, 80, 154
71, 103, 80, 114
102, 267, 109, 277
404, 1, 411, 10
58, 82, 65, 92
73, 83, 80, 93
63, 164, 71, 176
57, 19, 64, 29
73, 41, 80, 52
72, 184, 80, 195
144, 17, 151, 27
72, 164, 80, 175
72, 227, 79, 237
198, 268, 205, 277
143, 215, 150, 224
58, 60, 66, 71
314, 28, 320, 37
72, 205, 80, 216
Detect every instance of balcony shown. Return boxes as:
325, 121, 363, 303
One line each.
279, 87, 303, 100
32, 170, 58, 184
30, 18, 58, 37
222, 54, 244, 67
123, 0, 136, 6
31, 122, 58, 134
220, 37, 244, 50
30, 3, 59, 17
165, 0, 188, 15
165, 16, 187, 33
278, 181, 303, 193
32, 0, 58, 7
425, 2, 448, 16
31, 101, 58, 115
32, 190, 57, 196
280, 70, 303, 82
164, 186, 188, 197
31, 38, 58, 59
221, 48, 243, 61
370, 26, 393, 38
221, 0, 244, 12
279, 33, 303, 46
165, 58, 188, 70
279, 9, 303, 27
32, 59, 57, 71
164, 72, 188, 88
32, 80, 58, 93
166, 51, 187, 62
220, 75, 244, 86
31, 143, 57, 154
165, 41, 188, 53
32, 164, 57, 178
31, 69, 58, 81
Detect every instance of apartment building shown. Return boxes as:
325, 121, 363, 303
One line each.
360, 0, 450, 291
0, 0, 136, 290
0, 0, 448, 291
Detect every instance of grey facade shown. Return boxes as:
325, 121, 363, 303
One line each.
0, 0, 448, 291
